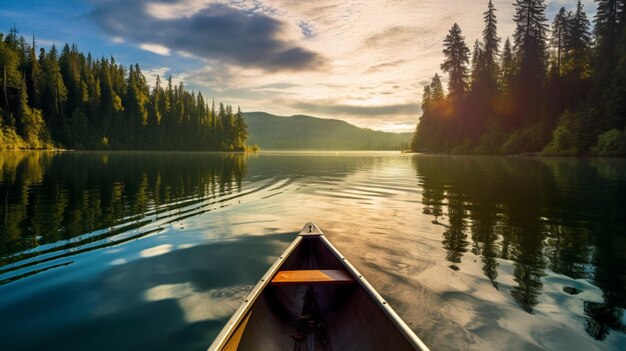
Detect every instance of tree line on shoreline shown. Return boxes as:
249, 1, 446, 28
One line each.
0, 28, 248, 151
411, 0, 626, 156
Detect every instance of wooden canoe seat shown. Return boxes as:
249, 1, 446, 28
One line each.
270, 269, 356, 285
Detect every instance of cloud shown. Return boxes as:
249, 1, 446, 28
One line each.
298, 20, 315, 38
139, 43, 170, 56
256, 83, 301, 89
366, 59, 406, 73
142, 67, 171, 88
289, 100, 420, 118
363, 26, 433, 49
89, 0, 325, 71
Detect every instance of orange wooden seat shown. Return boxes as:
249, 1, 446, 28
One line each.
270, 269, 356, 285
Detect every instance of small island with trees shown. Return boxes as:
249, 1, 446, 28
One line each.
411, 0, 626, 156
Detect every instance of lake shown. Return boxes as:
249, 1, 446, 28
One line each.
0, 151, 624, 351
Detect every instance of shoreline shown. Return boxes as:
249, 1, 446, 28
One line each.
0, 148, 259, 153
2, 148, 623, 158
401, 150, 626, 158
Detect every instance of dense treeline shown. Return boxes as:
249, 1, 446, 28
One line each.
412, 0, 626, 156
0, 27, 248, 150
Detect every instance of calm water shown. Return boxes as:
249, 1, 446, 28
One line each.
0, 151, 624, 351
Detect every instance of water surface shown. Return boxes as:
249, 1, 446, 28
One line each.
0, 151, 624, 350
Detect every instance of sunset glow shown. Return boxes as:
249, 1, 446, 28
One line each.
0, 0, 594, 131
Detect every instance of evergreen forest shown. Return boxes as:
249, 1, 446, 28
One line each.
411, 0, 626, 156
0, 28, 248, 151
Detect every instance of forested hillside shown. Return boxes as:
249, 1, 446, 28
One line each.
0, 27, 247, 150
244, 112, 411, 150
412, 0, 626, 156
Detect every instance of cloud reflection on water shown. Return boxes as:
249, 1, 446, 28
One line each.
0, 152, 624, 350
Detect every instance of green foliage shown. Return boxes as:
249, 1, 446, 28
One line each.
0, 28, 248, 151
502, 124, 544, 154
69, 109, 88, 148
542, 111, 580, 156
0, 38, 21, 91
22, 108, 50, 148
0, 124, 27, 149
100, 136, 110, 148
591, 128, 626, 156
474, 116, 506, 154
412, 0, 625, 157
451, 138, 473, 154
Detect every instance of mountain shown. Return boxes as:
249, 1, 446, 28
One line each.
243, 112, 412, 150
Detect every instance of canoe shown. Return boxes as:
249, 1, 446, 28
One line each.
208, 223, 430, 351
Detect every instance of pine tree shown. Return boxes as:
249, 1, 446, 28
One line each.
421, 85, 432, 112
38, 45, 68, 132
594, 0, 624, 53
512, 0, 548, 127
163, 75, 173, 134
592, 0, 624, 81
565, 1, 591, 76
224, 104, 235, 149
483, 0, 501, 81
499, 38, 515, 93
25, 33, 40, 108
17, 74, 47, 147
125, 64, 148, 131
233, 106, 248, 150
196, 91, 205, 127
550, 7, 570, 77
216, 102, 225, 147
1, 33, 22, 111
441, 23, 471, 100
414, 74, 447, 151
411, 84, 433, 151
149, 75, 162, 128
471, 40, 486, 88
590, 0, 626, 134
430, 73, 445, 101
512, 0, 548, 85
97, 58, 121, 133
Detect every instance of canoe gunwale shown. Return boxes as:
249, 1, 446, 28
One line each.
207, 233, 304, 351
317, 233, 430, 351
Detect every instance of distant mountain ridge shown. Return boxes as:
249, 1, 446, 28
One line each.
243, 112, 411, 150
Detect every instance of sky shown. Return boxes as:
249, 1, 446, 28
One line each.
0, 0, 596, 132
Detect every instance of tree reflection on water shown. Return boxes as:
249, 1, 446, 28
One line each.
414, 156, 625, 340
0, 152, 247, 271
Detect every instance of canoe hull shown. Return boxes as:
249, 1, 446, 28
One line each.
209, 223, 429, 351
